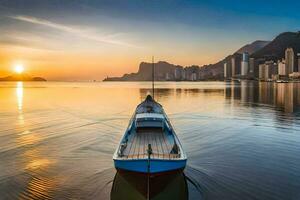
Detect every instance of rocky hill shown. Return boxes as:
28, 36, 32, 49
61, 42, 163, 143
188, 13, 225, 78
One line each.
252, 32, 300, 60
104, 61, 183, 81
236, 40, 270, 54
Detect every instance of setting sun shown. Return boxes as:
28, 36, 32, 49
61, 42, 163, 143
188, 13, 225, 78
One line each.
14, 65, 24, 74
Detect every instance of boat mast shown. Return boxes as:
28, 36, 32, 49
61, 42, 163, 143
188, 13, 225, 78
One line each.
152, 56, 155, 100
147, 144, 152, 200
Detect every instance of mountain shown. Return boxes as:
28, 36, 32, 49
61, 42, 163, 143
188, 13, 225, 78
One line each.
236, 40, 270, 54
104, 61, 183, 81
0, 74, 47, 81
252, 32, 300, 60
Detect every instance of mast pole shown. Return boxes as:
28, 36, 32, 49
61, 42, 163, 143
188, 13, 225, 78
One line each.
152, 56, 155, 100
147, 144, 152, 200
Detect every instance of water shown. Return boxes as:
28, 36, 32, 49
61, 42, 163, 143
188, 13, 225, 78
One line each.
0, 81, 300, 200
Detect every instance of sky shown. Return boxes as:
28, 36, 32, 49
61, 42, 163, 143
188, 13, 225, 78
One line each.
0, 0, 299, 81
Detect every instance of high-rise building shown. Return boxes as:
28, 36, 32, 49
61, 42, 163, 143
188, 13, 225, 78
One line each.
250, 58, 263, 79
224, 62, 227, 78
241, 52, 249, 76
297, 53, 300, 72
231, 54, 242, 77
264, 61, 278, 80
259, 61, 278, 80
165, 73, 170, 80
231, 57, 235, 77
191, 73, 197, 81
249, 58, 255, 74
224, 62, 232, 79
182, 69, 186, 80
259, 64, 265, 80
278, 60, 287, 76
174, 68, 182, 80
285, 48, 295, 74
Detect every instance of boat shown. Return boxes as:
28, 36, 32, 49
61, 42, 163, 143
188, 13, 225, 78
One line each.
113, 95, 187, 173
113, 58, 187, 174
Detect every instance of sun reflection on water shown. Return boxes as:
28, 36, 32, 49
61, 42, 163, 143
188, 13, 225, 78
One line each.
16, 81, 24, 124
13, 82, 57, 199
16, 81, 23, 110
26, 158, 53, 170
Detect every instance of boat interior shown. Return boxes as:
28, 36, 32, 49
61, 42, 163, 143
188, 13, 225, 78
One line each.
117, 96, 181, 160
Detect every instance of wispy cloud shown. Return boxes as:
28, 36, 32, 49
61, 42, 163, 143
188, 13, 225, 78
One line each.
0, 34, 64, 51
9, 15, 137, 47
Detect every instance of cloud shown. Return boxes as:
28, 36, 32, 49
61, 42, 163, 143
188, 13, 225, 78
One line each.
9, 15, 137, 48
0, 34, 63, 51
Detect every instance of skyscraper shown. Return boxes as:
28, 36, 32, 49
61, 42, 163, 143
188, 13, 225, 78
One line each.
297, 53, 300, 72
250, 58, 264, 79
285, 48, 295, 74
259, 61, 278, 81
182, 69, 186, 80
231, 54, 242, 77
259, 64, 265, 80
224, 62, 232, 79
278, 60, 287, 76
249, 58, 255, 74
191, 73, 197, 81
241, 52, 249, 76
165, 72, 170, 80
265, 61, 278, 80
174, 68, 182, 80
224, 62, 227, 78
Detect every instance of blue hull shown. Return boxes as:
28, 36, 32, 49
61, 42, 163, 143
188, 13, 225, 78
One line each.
114, 159, 187, 173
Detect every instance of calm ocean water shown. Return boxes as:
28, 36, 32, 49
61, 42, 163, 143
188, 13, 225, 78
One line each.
0, 81, 300, 200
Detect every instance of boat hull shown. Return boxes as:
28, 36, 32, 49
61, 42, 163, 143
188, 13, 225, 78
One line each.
114, 158, 187, 174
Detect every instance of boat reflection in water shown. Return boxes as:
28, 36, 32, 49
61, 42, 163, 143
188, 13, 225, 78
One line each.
111, 170, 188, 200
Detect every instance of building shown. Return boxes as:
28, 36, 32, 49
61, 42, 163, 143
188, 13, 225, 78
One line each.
259, 61, 278, 81
165, 73, 170, 80
297, 53, 300, 72
224, 62, 227, 78
259, 64, 265, 80
249, 58, 255, 75
249, 58, 264, 79
289, 72, 300, 79
184, 65, 199, 81
182, 69, 186, 80
174, 68, 182, 80
278, 60, 287, 76
224, 62, 232, 79
231, 54, 242, 77
285, 48, 295, 74
241, 52, 249, 76
265, 61, 278, 80
191, 73, 197, 81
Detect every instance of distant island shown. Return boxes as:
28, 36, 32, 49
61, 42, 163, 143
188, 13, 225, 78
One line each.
0, 74, 47, 81
104, 31, 300, 81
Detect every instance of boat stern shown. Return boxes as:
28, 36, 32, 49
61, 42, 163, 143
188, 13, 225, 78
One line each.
113, 158, 187, 174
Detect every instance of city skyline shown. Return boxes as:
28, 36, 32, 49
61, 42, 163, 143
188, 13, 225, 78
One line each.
224, 46, 300, 82
1, 0, 300, 80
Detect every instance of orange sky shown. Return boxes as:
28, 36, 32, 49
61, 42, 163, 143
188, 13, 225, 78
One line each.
0, 36, 232, 81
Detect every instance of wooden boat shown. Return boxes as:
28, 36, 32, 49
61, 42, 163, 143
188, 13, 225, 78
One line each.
113, 95, 187, 173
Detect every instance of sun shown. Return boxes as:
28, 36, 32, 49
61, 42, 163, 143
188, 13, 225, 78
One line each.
14, 64, 24, 74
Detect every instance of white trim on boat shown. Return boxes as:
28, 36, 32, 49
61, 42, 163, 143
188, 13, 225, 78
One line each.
136, 113, 164, 119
